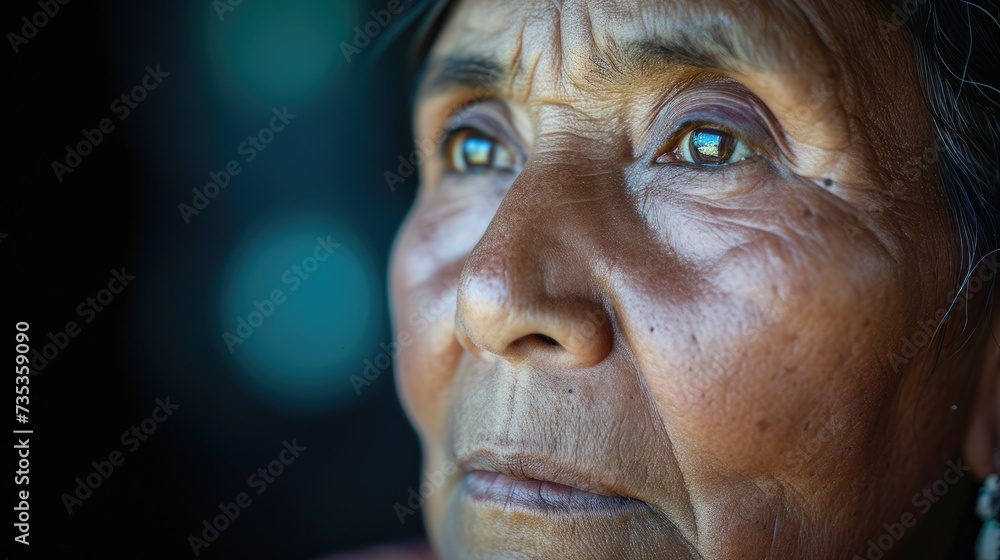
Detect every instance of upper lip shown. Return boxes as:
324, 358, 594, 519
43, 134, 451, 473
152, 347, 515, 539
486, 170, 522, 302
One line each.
458, 448, 630, 498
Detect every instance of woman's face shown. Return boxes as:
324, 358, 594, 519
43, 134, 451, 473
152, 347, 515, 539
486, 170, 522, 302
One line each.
389, 0, 997, 557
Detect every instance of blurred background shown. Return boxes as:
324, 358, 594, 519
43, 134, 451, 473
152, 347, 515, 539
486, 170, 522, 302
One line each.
8, 0, 431, 557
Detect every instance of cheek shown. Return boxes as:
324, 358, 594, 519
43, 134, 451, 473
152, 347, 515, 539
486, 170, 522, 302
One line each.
389, 189, 504, 438
630, 182, 912, 479
389, 220, 462, 439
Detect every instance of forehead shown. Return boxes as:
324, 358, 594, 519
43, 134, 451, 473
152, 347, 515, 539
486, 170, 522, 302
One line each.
421, 0, 876, 99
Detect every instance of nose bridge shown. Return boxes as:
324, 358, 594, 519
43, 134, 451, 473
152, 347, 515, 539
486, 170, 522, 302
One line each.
487, 126, 628, 267
455, 133, 627, 367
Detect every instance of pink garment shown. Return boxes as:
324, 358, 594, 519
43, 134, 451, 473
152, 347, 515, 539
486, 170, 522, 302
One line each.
317, 540, 436, 560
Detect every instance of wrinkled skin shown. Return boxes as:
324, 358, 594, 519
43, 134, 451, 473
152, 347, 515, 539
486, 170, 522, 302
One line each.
388, 0, 1000, 558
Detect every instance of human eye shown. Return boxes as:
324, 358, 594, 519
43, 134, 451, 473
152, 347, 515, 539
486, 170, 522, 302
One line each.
442, 127, 517, 174
655, 124, 759, 166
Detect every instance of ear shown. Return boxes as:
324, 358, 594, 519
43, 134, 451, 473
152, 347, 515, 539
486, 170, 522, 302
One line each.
963, 287, 1000, 481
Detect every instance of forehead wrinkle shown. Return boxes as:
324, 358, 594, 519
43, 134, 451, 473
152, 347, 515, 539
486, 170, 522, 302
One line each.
552, 0, 618, 95
525, 0, 576, 102
451, 1, 571, 108
504, 0, 637, 115
535, 1, 829, 98
474, 0, 603, 106
507, 18, 529, 103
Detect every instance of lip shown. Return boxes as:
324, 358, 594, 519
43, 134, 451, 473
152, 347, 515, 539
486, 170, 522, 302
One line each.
462, 470, 646, 513
458, 449, 647, 513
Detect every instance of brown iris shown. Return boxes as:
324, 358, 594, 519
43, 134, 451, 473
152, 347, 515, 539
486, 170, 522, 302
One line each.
688, 128, 736, 165
444, 128, 516, 174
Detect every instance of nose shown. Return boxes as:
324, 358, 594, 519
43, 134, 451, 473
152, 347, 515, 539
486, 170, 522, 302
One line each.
454, 155, 616, 369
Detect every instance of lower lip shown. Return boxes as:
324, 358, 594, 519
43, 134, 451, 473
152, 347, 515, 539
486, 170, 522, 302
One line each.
462, 471, 646, 514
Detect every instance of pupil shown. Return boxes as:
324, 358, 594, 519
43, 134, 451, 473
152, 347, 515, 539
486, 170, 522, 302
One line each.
690, 129, 733, 164
463, 135, 493, 167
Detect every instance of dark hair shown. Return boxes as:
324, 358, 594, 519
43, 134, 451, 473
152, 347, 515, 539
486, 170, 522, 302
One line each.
365, 0, 455, 114
881, 0, 1000, 323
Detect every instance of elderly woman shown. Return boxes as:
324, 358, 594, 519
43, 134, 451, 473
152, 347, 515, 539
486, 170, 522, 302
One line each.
356, 0, 1000, 558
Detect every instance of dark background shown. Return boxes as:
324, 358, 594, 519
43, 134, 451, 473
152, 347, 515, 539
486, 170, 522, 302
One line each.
7, 0, 430, 557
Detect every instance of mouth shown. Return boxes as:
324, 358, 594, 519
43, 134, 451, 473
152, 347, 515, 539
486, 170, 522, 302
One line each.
458, 450, 648, 514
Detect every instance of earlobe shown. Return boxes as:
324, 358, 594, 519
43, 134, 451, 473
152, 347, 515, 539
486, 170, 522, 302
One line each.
963, 291, 1000, 481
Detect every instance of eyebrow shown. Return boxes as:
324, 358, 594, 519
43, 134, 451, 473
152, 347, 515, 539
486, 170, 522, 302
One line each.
421, 55, 508, 95
624, 36, 751, 74
604, 20, 772, 80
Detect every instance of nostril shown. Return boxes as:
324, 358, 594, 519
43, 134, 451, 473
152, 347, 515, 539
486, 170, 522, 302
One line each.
535, 334, 560, 346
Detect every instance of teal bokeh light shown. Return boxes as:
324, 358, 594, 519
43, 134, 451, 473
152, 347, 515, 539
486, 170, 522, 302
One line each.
217, 212, 382, 409
202, 0, 356, 103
